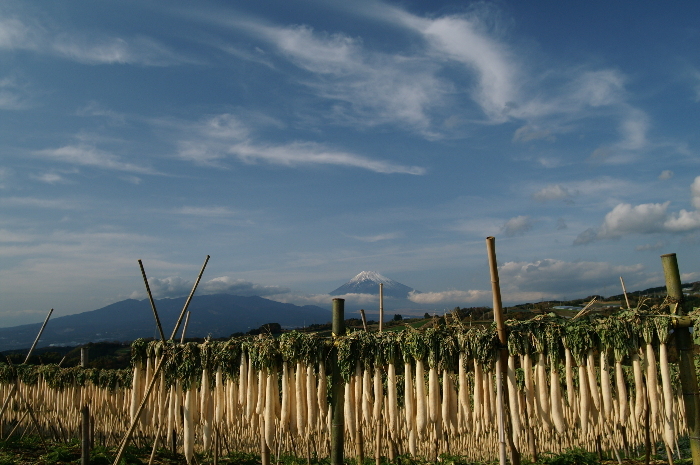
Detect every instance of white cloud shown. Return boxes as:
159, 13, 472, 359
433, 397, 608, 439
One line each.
34, 144, 157, 174
659, 170, 674, 180
692, 176, 700, 210
575, 176, 700, 243
498, 259, 645, 298
502, 215, 532, 236
408, 289, 489, 304
130, 275, 289, 300
532, 184, 574, 203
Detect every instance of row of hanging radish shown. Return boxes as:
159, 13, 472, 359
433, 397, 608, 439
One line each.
0, 308, 692, 463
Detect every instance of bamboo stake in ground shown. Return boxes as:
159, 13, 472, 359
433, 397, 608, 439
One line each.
486, 236, 520, 465
330, 298, 345, 465
378, 283, 384, 332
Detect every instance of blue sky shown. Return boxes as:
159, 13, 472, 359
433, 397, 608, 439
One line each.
2, 0, 700, 326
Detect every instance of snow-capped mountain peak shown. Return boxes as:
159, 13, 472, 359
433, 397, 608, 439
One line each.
330, 271, 418, 298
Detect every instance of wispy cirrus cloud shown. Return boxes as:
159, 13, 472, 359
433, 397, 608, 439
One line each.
34, 144, 158, 174
176, 113, 426, 175
0, 14, 190, 66
348, 233, 400, 242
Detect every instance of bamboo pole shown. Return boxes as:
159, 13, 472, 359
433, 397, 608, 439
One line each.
331, 298, 345, 465
620, 277, 631, 309
360, 309, 368, 332
170, 255, 209, 340
486, 236, 520, 465
138, 259, 166, 341
661, 253, 700, 465
180, 311, 191, 344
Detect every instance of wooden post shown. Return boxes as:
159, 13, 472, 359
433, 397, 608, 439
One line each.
661, 253, 700, 465
331, 298, 345, 465
379, 283, 384, 332
81, 347, 90, 465
486, 237, 521, 465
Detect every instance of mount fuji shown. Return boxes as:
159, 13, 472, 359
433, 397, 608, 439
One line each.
330, 271, 419, 299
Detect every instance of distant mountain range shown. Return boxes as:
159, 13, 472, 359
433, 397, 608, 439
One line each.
330, 271, 418, 299
0, 294, 330, 352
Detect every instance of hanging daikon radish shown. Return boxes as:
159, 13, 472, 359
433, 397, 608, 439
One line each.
522, 352, 535, 425
246, 355, 257, 418
256, 367, 266, 416
362, 366, 372, 424
281, 361, 290, 431
317, 360, 328, 425
388, 362, 398, 436
656, 317, 675, 450
239, 352, 248, 409
429, 363, 440, 425
448, 373, 458, 436
353, 362, 362, 432
550, 360, 567, 434
183, 384, 195, 464
599, 349, 613, 420
536, 352, 553, 431
373, 366, 383, 422
506, 354, 521, 443
415, 358, 428, 438
563, 343, 577, 421
296, 361, 307, 433
441, 369, 451, 433
473, 359, 483, 435
264, 367, 276, 449
130, 359, 143, 425
579, 364, 590, 434
632, 351, 645, 423
289, 366, 297, 436
307, 363, 318, 431
405, 361, 415, 435
458, 352, 471, 434
203, 374, 214, 451
586, 349, 601, 414
227, 376, 237, 426
344, 378, 357, 442
642, 321, 660, 426
215, 367, 225, 425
